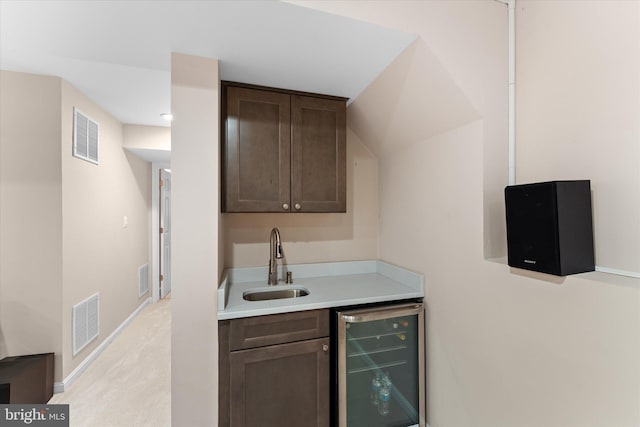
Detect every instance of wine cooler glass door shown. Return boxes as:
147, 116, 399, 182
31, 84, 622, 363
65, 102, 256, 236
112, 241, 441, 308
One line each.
338, 303, 425, 427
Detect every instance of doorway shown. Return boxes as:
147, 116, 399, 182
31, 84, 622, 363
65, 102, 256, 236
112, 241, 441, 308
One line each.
151, 162, 171, 303
159, 169, 172, 299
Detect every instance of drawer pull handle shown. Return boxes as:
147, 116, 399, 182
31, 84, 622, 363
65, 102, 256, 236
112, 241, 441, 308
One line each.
322, 344, 329, 352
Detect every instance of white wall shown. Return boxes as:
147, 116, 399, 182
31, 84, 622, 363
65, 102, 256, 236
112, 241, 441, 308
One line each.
516, 0, 640, 274
60, 80, 151, 379
0, 71, 63, 378
296, 1, 640, 426
171, 52, 220, 427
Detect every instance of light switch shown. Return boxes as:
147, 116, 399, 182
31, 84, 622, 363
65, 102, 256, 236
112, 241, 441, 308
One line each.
123, 215, 128, 228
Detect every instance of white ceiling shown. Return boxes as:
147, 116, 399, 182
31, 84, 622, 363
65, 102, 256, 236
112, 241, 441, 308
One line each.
0, 1, 415, 128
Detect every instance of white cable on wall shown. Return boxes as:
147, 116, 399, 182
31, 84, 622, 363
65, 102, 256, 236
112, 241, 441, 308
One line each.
495, 0, 516, 184
507, 0, 515, 185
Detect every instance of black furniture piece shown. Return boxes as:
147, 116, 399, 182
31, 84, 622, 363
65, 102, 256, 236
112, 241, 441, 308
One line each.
0, 352, 55, 404
505, 180, 595, 276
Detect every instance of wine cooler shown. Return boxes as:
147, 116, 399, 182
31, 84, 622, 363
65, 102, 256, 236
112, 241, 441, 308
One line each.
336, 302, 425, 427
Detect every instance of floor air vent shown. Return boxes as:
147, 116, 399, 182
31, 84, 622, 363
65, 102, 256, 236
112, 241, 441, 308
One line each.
139, 264, 149, 297
73, 293, 100, 356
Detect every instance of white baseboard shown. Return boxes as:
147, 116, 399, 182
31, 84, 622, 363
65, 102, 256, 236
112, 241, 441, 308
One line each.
595, 265, 640, 279
54, 297, 152, 393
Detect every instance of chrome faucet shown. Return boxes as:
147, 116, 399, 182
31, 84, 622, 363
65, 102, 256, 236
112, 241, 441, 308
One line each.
268, 227, 284, 285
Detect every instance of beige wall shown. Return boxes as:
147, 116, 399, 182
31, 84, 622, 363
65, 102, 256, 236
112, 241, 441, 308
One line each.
171, 53, 220, 426
60, 80, 151, 379
0, 71, 63, 377
297, 1, 639, 426
516, 0, 640, 273
0, 70, 151, 383
222, 127, 378, 268
123, 124, 171, 151
376, 120, 639, 426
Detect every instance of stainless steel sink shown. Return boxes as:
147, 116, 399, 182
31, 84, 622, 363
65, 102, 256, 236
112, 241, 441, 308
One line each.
243, 287, 310, 302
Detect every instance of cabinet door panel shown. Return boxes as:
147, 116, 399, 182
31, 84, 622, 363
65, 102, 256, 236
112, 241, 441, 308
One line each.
225, 87, 291, 212
230, 338, 330, 427
291, 96, 346, 212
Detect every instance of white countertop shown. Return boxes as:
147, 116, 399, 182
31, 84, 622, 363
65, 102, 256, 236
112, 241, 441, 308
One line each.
217, 260, 425, 320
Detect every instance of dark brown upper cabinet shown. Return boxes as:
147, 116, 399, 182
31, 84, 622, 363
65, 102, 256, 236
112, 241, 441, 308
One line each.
222, 82, 346, 213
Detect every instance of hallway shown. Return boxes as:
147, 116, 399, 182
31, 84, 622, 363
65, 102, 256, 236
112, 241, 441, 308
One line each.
49, 298, 171, 426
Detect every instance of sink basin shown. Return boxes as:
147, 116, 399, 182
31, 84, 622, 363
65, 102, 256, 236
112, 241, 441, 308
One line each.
243, 286, 310, 302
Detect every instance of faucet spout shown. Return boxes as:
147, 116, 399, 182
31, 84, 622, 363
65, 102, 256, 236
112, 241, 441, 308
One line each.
268, 227, 283, 285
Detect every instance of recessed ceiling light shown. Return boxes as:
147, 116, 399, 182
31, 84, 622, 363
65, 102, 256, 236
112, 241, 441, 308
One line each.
160, 113, 173, 122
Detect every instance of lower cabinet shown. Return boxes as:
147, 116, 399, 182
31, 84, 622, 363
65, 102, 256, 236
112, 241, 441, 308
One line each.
219, 309, 330, 427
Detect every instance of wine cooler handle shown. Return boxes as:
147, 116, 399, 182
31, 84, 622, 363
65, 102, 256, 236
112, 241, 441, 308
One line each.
339, 303, 423, 323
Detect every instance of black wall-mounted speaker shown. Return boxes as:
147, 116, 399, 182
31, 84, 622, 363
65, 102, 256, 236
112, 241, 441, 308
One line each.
505, 180, 595, 276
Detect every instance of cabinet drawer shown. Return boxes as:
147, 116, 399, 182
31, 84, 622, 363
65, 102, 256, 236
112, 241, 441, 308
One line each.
228, 309, 329, 351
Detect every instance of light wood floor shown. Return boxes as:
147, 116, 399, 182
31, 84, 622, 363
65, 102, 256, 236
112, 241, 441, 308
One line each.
49, 298, 171, 426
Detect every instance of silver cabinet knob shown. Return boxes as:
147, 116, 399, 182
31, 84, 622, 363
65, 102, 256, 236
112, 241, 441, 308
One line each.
294, 203, 301, 210
322, 344, 329, 352
282, 203, 289, 210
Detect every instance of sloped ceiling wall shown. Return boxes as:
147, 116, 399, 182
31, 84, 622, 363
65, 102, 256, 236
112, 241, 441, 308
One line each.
293, 0, 509, 258
348, 38, 480, 158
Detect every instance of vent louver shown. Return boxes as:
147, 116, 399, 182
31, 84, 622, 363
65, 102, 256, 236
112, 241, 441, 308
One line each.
73, 293, 100, 355
139, 264, 150, 297
73, 108, 99, 164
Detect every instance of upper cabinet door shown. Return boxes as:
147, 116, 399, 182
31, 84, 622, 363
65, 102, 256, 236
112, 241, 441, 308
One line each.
291, 95, 346, 213
224, 87, 291, 212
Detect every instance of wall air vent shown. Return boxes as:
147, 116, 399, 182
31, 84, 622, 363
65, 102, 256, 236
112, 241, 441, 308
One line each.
72, 293, 100, 355
139, 263, 150, 297
73, 108, 99, 164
